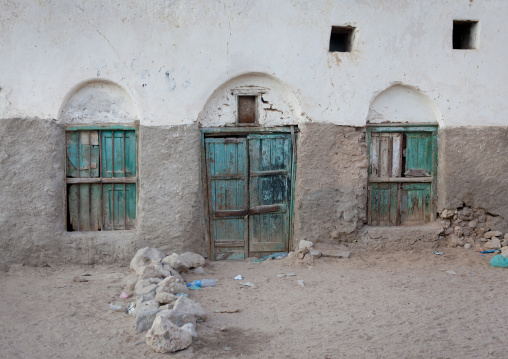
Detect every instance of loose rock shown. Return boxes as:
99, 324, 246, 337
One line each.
155, 291, 178, 305
136, 300, 161, 332
440, 209, 455, 219
298, 240, 314, 250
145, 315, 193, 353
158, 309, 197, 326
181, 323, 198, 338
130, 247, 165, 273
179, 252, 206, 268
173, 296, 206, 321
484, 237, 501, 249
162, 253, 189, 272
485, 231, 503, 239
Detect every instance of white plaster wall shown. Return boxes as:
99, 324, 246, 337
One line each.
367, 85, 443, 125
1, 0, 507, 127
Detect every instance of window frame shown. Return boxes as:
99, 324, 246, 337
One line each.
366, 124, 438, 226
65, 124, 138, 231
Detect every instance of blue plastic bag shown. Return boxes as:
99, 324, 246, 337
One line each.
491, 254, 508, 268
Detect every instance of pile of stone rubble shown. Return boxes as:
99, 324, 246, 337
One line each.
123, 247, 208, 353
439, 207, 508, 255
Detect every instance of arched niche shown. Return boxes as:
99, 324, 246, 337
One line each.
59, 80, 139, 124
198, 72, 302, 127
367, 85, 442, 125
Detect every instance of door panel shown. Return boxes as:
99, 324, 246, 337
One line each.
248, 134, 292, 257
205, 134, 293, 260
400, 183, 431, 225
206, 138, 249, 260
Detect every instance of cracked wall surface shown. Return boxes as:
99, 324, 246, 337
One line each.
438, 127, 508, 224
293, 124, 369, 245
0, 120, 204, 266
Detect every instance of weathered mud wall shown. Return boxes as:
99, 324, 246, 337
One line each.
438, 127, 508, 227
0, 120, 205, 266
0, 118, 67, 265
137, 125, 205, 255
293, 124, 368, 246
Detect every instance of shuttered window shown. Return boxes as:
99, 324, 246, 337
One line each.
66, 126, 137, 231
367, 125, 437, 226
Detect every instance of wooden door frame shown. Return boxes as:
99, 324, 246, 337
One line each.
200, 126, 298, 260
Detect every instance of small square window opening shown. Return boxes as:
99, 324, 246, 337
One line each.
329, 26, 355, 52
238, 95, 257, 124
453, 20, 479, 49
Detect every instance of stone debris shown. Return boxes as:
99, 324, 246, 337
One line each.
145, 315, 193, 353
485, 231, 503, 239
162, 253, 188, 272
439, 206, 507, 252
181, 323, 198, 338
172, 296, 206, 321
484, 237, 501, 249
130, 247, 165, 273
160, 309, 197, 327
155, 291, 178, 305
180, 252, 206, 268
298, 240, 314, 250
121, 247, 208, 353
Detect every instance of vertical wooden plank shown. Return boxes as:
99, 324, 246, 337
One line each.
102, 131, 113, 178
370, 134, 379, 177
102, 183, 112, 230
90, 183, 101, 230
125, 131, 136, 177
66, 132, 79, 178
113, 131, 124, 178
392, 133, 402, 177
68, 184, 79, 230
125, 183, 137, 229
79, 184, 90, 231
379, 135, 390, 177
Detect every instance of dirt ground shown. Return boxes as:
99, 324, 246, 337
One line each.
1, 248, 507, 359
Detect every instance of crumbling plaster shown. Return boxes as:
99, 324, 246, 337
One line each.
1, 0, 507, 127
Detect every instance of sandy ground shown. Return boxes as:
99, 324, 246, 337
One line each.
1, 248, 507, 359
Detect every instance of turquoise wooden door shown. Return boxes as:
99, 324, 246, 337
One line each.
205, 134, 293, 260
205, 138, 249, 260
248, 134, 292, 257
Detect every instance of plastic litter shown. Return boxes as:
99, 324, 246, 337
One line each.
286, 273, 296, 277
234, 275, 243, 280
252, 252, 288, 262
240, 282, 255, 287
446, 270, 456, 275
187, 279, 216, 289
125, 302, 135, 314
82, 273, 91, 276
214, 308, 240, 313
277, 274, 285, 278
175, 293, 188, 297
491, 254, 508, 268
119, 292, 129, 299
481, 250, 497, 254
109, 303, 123, 312
298, 280, 305, 287
433, 251, 444, 255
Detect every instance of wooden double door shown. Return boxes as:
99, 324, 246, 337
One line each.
205, 134, 294, 260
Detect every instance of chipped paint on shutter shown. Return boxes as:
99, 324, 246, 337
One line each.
367, 127, 437, 226
67, 129, 136, 231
